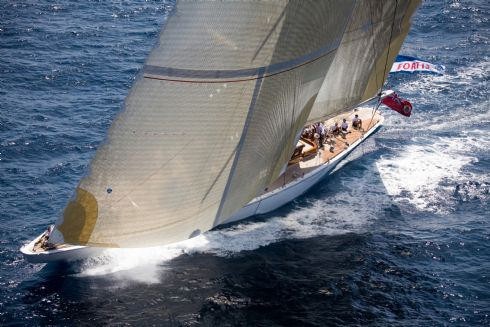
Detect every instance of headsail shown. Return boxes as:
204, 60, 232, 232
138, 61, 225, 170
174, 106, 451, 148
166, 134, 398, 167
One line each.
52, 0, 359, 247
307, 0, 421, 123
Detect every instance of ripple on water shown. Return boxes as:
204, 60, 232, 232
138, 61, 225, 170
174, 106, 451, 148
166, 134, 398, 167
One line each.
1, 0, 489, 326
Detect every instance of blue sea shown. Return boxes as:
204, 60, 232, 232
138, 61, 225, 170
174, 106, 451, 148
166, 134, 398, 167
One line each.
1, 1, 488, 326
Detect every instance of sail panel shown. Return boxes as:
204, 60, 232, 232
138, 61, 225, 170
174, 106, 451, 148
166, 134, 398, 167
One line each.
148, 1, 350, 71
307, 0, 421, 123
361, 0, 421, 100
53, 0, 357, 247
74, 78, 256, 247
147, 1, 287, 70
215, 54, 336, 223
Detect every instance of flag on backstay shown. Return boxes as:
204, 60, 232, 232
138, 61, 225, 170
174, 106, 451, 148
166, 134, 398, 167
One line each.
390, 55, 445, 75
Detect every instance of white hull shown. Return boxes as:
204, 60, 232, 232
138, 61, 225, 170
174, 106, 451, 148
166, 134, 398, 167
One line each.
20, 232, 102, 263
21, 114, 382, 263
224, 119, 382, 224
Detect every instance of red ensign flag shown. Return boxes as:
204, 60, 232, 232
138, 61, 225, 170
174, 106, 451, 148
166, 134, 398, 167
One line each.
381, 91, 412, 117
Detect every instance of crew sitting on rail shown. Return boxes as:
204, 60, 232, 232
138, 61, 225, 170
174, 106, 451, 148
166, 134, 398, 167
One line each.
352, 114, 362, 130
341, 118, 349, 137
330, 122, 341, 136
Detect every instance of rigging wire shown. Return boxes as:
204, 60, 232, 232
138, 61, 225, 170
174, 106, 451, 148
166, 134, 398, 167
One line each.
365, 0, 399, 134
368, 0, 380, 92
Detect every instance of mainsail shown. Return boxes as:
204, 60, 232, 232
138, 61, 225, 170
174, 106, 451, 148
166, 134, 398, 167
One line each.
52, 0, 420, 248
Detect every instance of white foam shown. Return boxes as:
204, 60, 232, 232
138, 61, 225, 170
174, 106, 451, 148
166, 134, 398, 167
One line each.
454, 61, 488, 81
378, 63, 489, 211
376, 137, 477, 212
392, 59, 488, 100
75, 237, 209, 282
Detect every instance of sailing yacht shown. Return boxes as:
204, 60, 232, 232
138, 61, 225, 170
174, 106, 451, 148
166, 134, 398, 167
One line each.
21, 0, 420, 263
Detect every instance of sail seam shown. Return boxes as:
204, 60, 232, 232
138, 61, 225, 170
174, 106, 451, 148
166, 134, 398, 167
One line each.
143, 46, 338, 83
213, 67, 266, 224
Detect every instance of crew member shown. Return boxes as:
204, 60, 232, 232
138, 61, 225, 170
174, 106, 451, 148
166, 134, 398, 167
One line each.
352, 114, 362, 130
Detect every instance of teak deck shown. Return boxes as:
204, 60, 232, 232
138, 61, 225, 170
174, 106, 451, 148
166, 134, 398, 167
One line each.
263, 109, 382, 195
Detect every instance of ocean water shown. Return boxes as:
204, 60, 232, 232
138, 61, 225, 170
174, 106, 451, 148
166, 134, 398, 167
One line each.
0, 1, 488, 326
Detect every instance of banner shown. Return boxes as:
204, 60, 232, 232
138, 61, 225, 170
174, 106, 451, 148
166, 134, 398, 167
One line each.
390, 55, 445, 75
